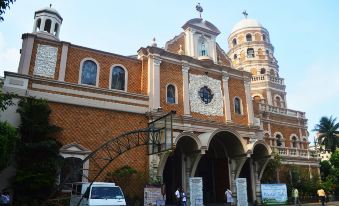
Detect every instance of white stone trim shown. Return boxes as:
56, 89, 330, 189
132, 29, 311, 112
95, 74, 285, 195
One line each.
109, 64, 128, 92
273, 93, 284, 108
31, 83, 148, 106
78, 58, 100, 87
182, 65, 190, 115
165, 83, 178, 104
18, 34, 35, 75
58, 43, 69, 81
27, 89, 148, 114
251, 93, 264, 100
222, 73, 231, 122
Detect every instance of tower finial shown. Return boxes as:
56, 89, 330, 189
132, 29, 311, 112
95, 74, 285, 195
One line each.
196, 3, 203, 18
242, 10, 248, 19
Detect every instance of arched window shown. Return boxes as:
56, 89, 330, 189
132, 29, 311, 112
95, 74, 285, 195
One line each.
44, 19, 52, 33
81, 60, 98, 86
232, 38, 237, 46
262, 34, 266, 42
265, 49, 270, 56
234, 97, 242, 114
276, 134, 283, 147
36, 18, 41, 31
246, 34, 252, 42
199, 37, 208, 56
233, 54, 237, 60
247, 48, 255, 58
260, 68, 266, 74
292, 136, 297, 148
54, 23, 59, 36
199, 86, 213, 104
111, 66, 126, 90
166, 84, 176, 104
275, 96, 281, 107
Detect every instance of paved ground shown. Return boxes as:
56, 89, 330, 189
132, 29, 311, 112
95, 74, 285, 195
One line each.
203, 202, 339, 206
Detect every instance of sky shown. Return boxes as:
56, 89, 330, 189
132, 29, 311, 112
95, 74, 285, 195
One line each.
1, 0, 339, 142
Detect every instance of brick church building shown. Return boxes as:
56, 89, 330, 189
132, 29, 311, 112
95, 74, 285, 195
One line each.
2, 6, 320, 204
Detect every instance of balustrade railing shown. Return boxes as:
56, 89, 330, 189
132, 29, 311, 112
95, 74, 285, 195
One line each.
259, 103, 306, 119
271, 147, 319, 159
251, 74, 284, 85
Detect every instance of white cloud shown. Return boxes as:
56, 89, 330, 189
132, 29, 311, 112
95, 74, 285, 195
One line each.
0, 32, 20, 77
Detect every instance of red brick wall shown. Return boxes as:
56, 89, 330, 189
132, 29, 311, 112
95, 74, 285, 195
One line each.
65, 46, 142, 93
160, 61, 184, 115
48, 102, 149, 196
228, 78, 249, 125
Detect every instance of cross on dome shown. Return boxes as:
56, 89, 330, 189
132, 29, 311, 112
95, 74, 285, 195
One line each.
196, 3, 203, 18
242, 10, 248, 19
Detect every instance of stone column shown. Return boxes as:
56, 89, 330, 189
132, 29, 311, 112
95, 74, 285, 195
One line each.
266, 89, 272, 105
50, 19, 56, 35
58, 42, 70, 81
148, 57, 161, 111
182, 64, 190, 115
18, 34, 35, 75
222, 73, 232, 122
244, 78, 254, 125
153, 58, 161, 110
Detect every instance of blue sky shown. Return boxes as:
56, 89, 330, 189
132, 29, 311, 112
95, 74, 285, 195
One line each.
1, 0, 339, 142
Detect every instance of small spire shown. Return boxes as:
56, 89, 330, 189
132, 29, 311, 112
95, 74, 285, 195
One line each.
196, 3, 203, 18
242, 10, 248, 19
151, 37, 157, 47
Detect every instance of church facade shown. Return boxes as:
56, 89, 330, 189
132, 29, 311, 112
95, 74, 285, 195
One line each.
2, 6, 319, 204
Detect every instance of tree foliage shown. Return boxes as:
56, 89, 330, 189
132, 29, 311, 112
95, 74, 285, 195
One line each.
0, 0, 15, 22
261, 153, 282, 183
0, 90, 16, 113
314, 116, 339, 153
13, 97, 62, 206
320, 150, 339, 195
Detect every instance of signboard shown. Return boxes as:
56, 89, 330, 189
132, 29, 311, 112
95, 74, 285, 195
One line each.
144, 186, 163, 206
236, 178, 248, 206
189, 177, 203, 206
261, 184, 288, 205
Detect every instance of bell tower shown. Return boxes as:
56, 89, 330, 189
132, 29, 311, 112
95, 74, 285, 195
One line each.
32, 5, 63, 40
227, 16, 287, 108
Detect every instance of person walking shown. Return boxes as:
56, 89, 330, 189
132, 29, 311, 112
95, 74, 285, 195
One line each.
225, 188, 233, 206
292, 187, 301, 206
317, 188, 326, 206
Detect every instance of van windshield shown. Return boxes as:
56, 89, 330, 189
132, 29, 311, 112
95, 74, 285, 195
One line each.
90, 186, 124, 199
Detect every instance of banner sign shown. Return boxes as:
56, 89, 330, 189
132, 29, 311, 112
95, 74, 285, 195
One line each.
144, 186, 163, 206
261, 184, 288, 205
189, 177, 203, 206
236, 178, 248, 206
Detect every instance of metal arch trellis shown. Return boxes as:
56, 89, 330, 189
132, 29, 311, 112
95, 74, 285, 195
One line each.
44, 111, 175, 206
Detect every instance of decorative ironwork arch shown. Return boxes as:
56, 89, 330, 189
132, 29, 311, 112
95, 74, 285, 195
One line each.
44, 111, 175, 206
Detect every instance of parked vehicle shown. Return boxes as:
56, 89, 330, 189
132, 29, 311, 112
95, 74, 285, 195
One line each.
69, 182, 126, 206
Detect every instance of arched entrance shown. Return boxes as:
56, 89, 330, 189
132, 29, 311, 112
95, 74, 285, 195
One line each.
163, 135, 198, 204
195, 131, 245, 204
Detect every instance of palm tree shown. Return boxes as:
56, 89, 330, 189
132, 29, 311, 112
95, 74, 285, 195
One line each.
313, 116, 339, 153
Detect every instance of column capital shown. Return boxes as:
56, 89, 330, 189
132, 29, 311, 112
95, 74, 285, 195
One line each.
154, 58, 162, 66
222, 72, 230, 82
182, 65, 190, 74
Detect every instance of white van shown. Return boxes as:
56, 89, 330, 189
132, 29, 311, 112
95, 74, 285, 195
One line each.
69, 182, 126, 206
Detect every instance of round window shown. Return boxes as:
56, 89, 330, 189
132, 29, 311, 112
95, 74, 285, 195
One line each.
198, 86, 213, 104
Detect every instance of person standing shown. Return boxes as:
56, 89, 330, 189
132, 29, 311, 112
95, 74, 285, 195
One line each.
175, 187, 181, 206
0, 191, 10, 206
317, 188, 326, 206
181, 189, 187, 206
225, 188, 233, 206
292, 187, 301, 206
